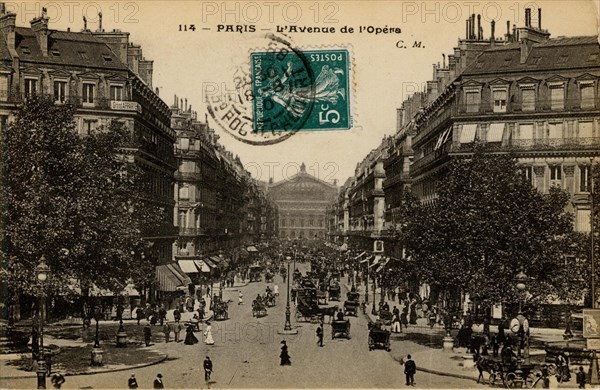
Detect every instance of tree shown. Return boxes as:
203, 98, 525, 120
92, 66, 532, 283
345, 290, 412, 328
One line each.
1, 96, 165, 314
401, 149, 578, 310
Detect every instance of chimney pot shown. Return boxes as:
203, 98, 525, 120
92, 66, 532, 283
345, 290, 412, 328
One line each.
491, 20, 495, 40
471, 14, 475, 38
477, 14, 481, 40
538, 8, 542, 29
30, 15, 50, 56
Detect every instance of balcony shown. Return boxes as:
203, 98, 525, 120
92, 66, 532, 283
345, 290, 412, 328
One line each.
174, 171, 202, 181
451, 137, 599, 153
174, 147, 201, 158
179, 227, 205, 236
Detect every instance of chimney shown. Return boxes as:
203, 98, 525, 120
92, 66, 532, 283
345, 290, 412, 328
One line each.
442, 53, 446, 68
155, 87, 160, 96
180, 98, 183, 108
538, 8, 542, 29
512, 24, 517, 42
30, 13, 50, 56
97, 11, 103, 32
333, 179, 338, 186
185, 98, 188, 111
477, 14, 481, 40
465, 19, 471, 39
0, 9, 17, 51
91, 29, 131, 64
174, 94, 178, 107
471, 14, 475, 39
506, 20, 511, 40
491, 20, 495, 40
525, 8, 531, 27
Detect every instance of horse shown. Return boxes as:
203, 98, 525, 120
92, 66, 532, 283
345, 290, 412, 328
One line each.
318, 305, 339, 323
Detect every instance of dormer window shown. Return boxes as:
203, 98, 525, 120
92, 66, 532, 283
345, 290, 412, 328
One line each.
21, 47, 31, 55
548, 82, 565, 110
51, 50, 60, 57
492, 87, 508, 113
78, 51, 89, 60
580, 82, 595, 109
109, 84, 124, 101
103, 54, 113, 62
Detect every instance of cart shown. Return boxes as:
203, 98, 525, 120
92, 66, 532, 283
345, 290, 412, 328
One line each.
331, 320, 351, 339
368, 327, 391, 351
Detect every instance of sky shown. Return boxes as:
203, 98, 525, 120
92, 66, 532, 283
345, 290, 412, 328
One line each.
7, 0, 599, 184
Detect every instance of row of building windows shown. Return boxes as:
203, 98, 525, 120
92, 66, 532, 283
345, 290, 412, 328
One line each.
280, 230, 325, 238
18, 76, 127, 105
280, 218, 325, 227
464, 82, 596, 113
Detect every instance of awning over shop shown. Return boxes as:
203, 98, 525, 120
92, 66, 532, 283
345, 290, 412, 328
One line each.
203, 258, 217, 268
375, 257, 391, 273
194, 260, 211, 273
460, 124, 478, 143
355, 251, 367, 260
369, 255, 382, 268
488, 123, 505, 142
178, 260, 199, 273
247, 246, 258, 252
156, 263, 192, 292
67, 280, 139, 296
360, 255, 373, 264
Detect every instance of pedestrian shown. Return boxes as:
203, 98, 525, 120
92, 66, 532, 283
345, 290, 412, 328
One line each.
128, 373, 139, 389
239, 291, 244, 305
173, 307, 181, 323
491, 334, 499, 358
51, 371, 65, 389
153, 373, 164, 389
576, 366, 586, 389
204, 356, 213, 382
280, 340, 291, 365
184, 323, 199, 345
401, 307, 409, 328
391, 312, 401, 333
163, 322, 171, 343
174, 320, 183, 343
144, 323, 152, 346
158, 306, 167, 326
316, 325, 323, 347
404, 354, 416, 386
204, 321, 214, 345
136, 306, 144, 326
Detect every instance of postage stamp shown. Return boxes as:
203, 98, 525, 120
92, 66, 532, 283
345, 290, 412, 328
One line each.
251, 48, 352, 133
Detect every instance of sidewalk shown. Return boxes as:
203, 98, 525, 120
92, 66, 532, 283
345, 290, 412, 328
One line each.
342, 281, 580, 387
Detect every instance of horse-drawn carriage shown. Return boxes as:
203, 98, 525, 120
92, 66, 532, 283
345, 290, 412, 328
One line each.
331, 319, 351, 339
368, 322, 391, 351
265, 270, 274, 283
252, 300, 268, 317
344, 291, 360, 316
379, 309, 393, 326
317, 289, 327, 305
249, 265, 263, 283
328, 281, 341, 301
265, 292, 276, 307
295, 301, 321, 322
214, 301, 229, 321
477, 356, 539, 388
293, 269, 302, 282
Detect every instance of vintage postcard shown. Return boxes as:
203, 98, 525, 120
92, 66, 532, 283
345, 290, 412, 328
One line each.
1, 0, 599, 389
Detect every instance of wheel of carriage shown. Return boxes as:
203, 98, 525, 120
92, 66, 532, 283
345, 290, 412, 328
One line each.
487, 372, 497, 386
504, 372, 519, 388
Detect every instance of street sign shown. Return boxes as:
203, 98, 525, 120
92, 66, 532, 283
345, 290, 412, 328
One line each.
373, 240, 384, 253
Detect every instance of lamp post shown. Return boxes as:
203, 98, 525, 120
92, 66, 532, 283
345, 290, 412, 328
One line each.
372, 272, 377, 315
35, 256, 50, 389
219, 254, 224, 301
116, 294, 127, 348
514, 270, 529, 360
365, 260, 369, 305
278, 256, 298, 335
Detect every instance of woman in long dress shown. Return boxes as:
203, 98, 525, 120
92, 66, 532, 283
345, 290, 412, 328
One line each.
204, 321, 214, 345
184, 324, 198, 345
280, 341, 291, 365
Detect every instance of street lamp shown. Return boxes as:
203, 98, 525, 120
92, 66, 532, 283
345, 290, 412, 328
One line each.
35, 256, 50, 390
513, 270, 530, 360
219, 253, 224, 300
372, 272, 377, 315
278, 256, 298, 335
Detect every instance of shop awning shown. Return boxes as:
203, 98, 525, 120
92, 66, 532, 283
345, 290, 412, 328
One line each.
67, 280, 139, 296
203, 257, 217, 268
488, 123, 505, 142
369, 255, 382, 268
375, 257, 391, 273
247, 245, 258, 252
360, 255, 373, 264
460, 124, 478, 143
194, 260, 211, 273
156, 263, 192, 292
355, 251, 367, 260
178, 260, 199, 273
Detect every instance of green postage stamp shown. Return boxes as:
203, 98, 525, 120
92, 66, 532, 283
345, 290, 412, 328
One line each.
251, 48, 351, 133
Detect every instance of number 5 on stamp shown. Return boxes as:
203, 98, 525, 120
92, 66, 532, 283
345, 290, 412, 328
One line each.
251, 48, 351, 133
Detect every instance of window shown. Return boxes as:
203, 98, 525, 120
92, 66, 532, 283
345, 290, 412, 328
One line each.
465, 90, 480, 113
178, 211, 187, 228
576, 209, 591, 233
78, 51, 89, 60
517, 124, 533, 140
180, 137, 189, 150
51, 50, 60, 57
0, 75, 8, 100
550, 85, 565, 110
24, 78, 37, 98
82, 83, 95, 104
547, 123, 563, 139
82, 119, 97, 135
179, 185, 189, 200
579, 165, 591, 192
521, 166, 534, 185
579, 121, 593, 138
493, 89, 508, 112
109, 85, 123, 101
53, 80, 67, 103
581, 83, 595, 109
522, 88, 535, 111
549, 165, 562, 187
102, 54, 113, 62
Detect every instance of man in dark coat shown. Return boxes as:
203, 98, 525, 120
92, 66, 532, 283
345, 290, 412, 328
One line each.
280, 340, 291, 365
404, 354, 416, 386
143, 324, 152, 346
203, 356, 213, 382
316, 325, 323, 347
127, 373, 138, 389
153, 373, 164, 389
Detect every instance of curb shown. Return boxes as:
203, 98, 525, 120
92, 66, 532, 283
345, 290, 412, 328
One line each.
1, 350, 169, 380
389, 353, 479, 382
